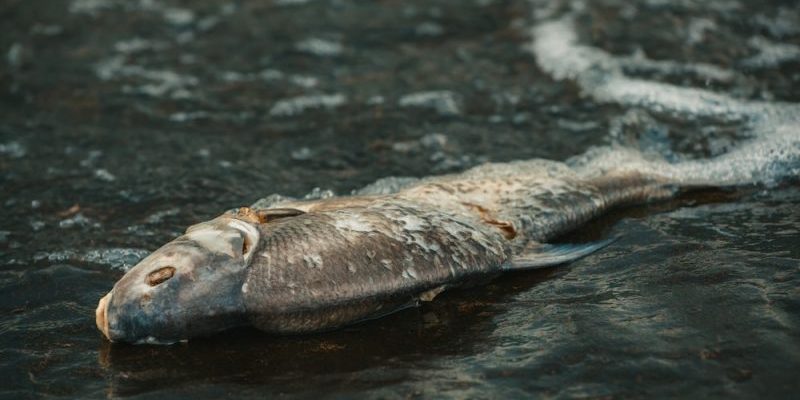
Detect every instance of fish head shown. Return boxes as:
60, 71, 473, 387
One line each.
95, 214, 260, 344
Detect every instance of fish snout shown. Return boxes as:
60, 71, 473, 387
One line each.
96, 292, 112, 341
92, 214, 260, 343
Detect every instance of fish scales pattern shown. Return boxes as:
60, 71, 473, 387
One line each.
243, 159, 675, 332
244, 200, 509, 332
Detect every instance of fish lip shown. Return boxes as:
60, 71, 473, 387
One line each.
96, 292, 112, 341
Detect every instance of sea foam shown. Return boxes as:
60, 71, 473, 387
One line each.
529, 12, 799, 188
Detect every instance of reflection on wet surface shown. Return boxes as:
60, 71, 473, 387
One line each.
1, 0, 799, 398
97, 268, 555, 397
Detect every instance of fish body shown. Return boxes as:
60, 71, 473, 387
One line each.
95, 154, 678, 343
242, 159, 671, 334
95, 147, 791, 343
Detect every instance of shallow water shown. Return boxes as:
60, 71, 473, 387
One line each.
1, 0, 799, 398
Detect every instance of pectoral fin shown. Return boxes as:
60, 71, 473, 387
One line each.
504, 238, 616, 270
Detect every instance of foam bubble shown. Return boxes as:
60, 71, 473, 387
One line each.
295, 38, 343, 57
398, 91, 461, 116
269, 94, 346, 117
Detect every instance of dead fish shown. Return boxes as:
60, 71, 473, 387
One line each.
95, 147, 797, 344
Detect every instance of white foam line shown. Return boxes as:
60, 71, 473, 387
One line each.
528, 18, 616, 81
530, 12, 800, 188
592, 77, 763, 120
743, 36, 800, 68
528, 16, 800, 123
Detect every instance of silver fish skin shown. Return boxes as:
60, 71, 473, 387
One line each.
241, 159, 675, 334
96, 155, 680, 344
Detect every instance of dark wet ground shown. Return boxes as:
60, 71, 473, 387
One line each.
1, 0, 799, 398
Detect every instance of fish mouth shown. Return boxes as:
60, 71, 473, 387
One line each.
96, 292, 112, 341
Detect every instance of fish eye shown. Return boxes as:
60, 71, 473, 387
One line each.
146, 266, 176, 286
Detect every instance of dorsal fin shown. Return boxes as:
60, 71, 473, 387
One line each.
233, 207, 306, 224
